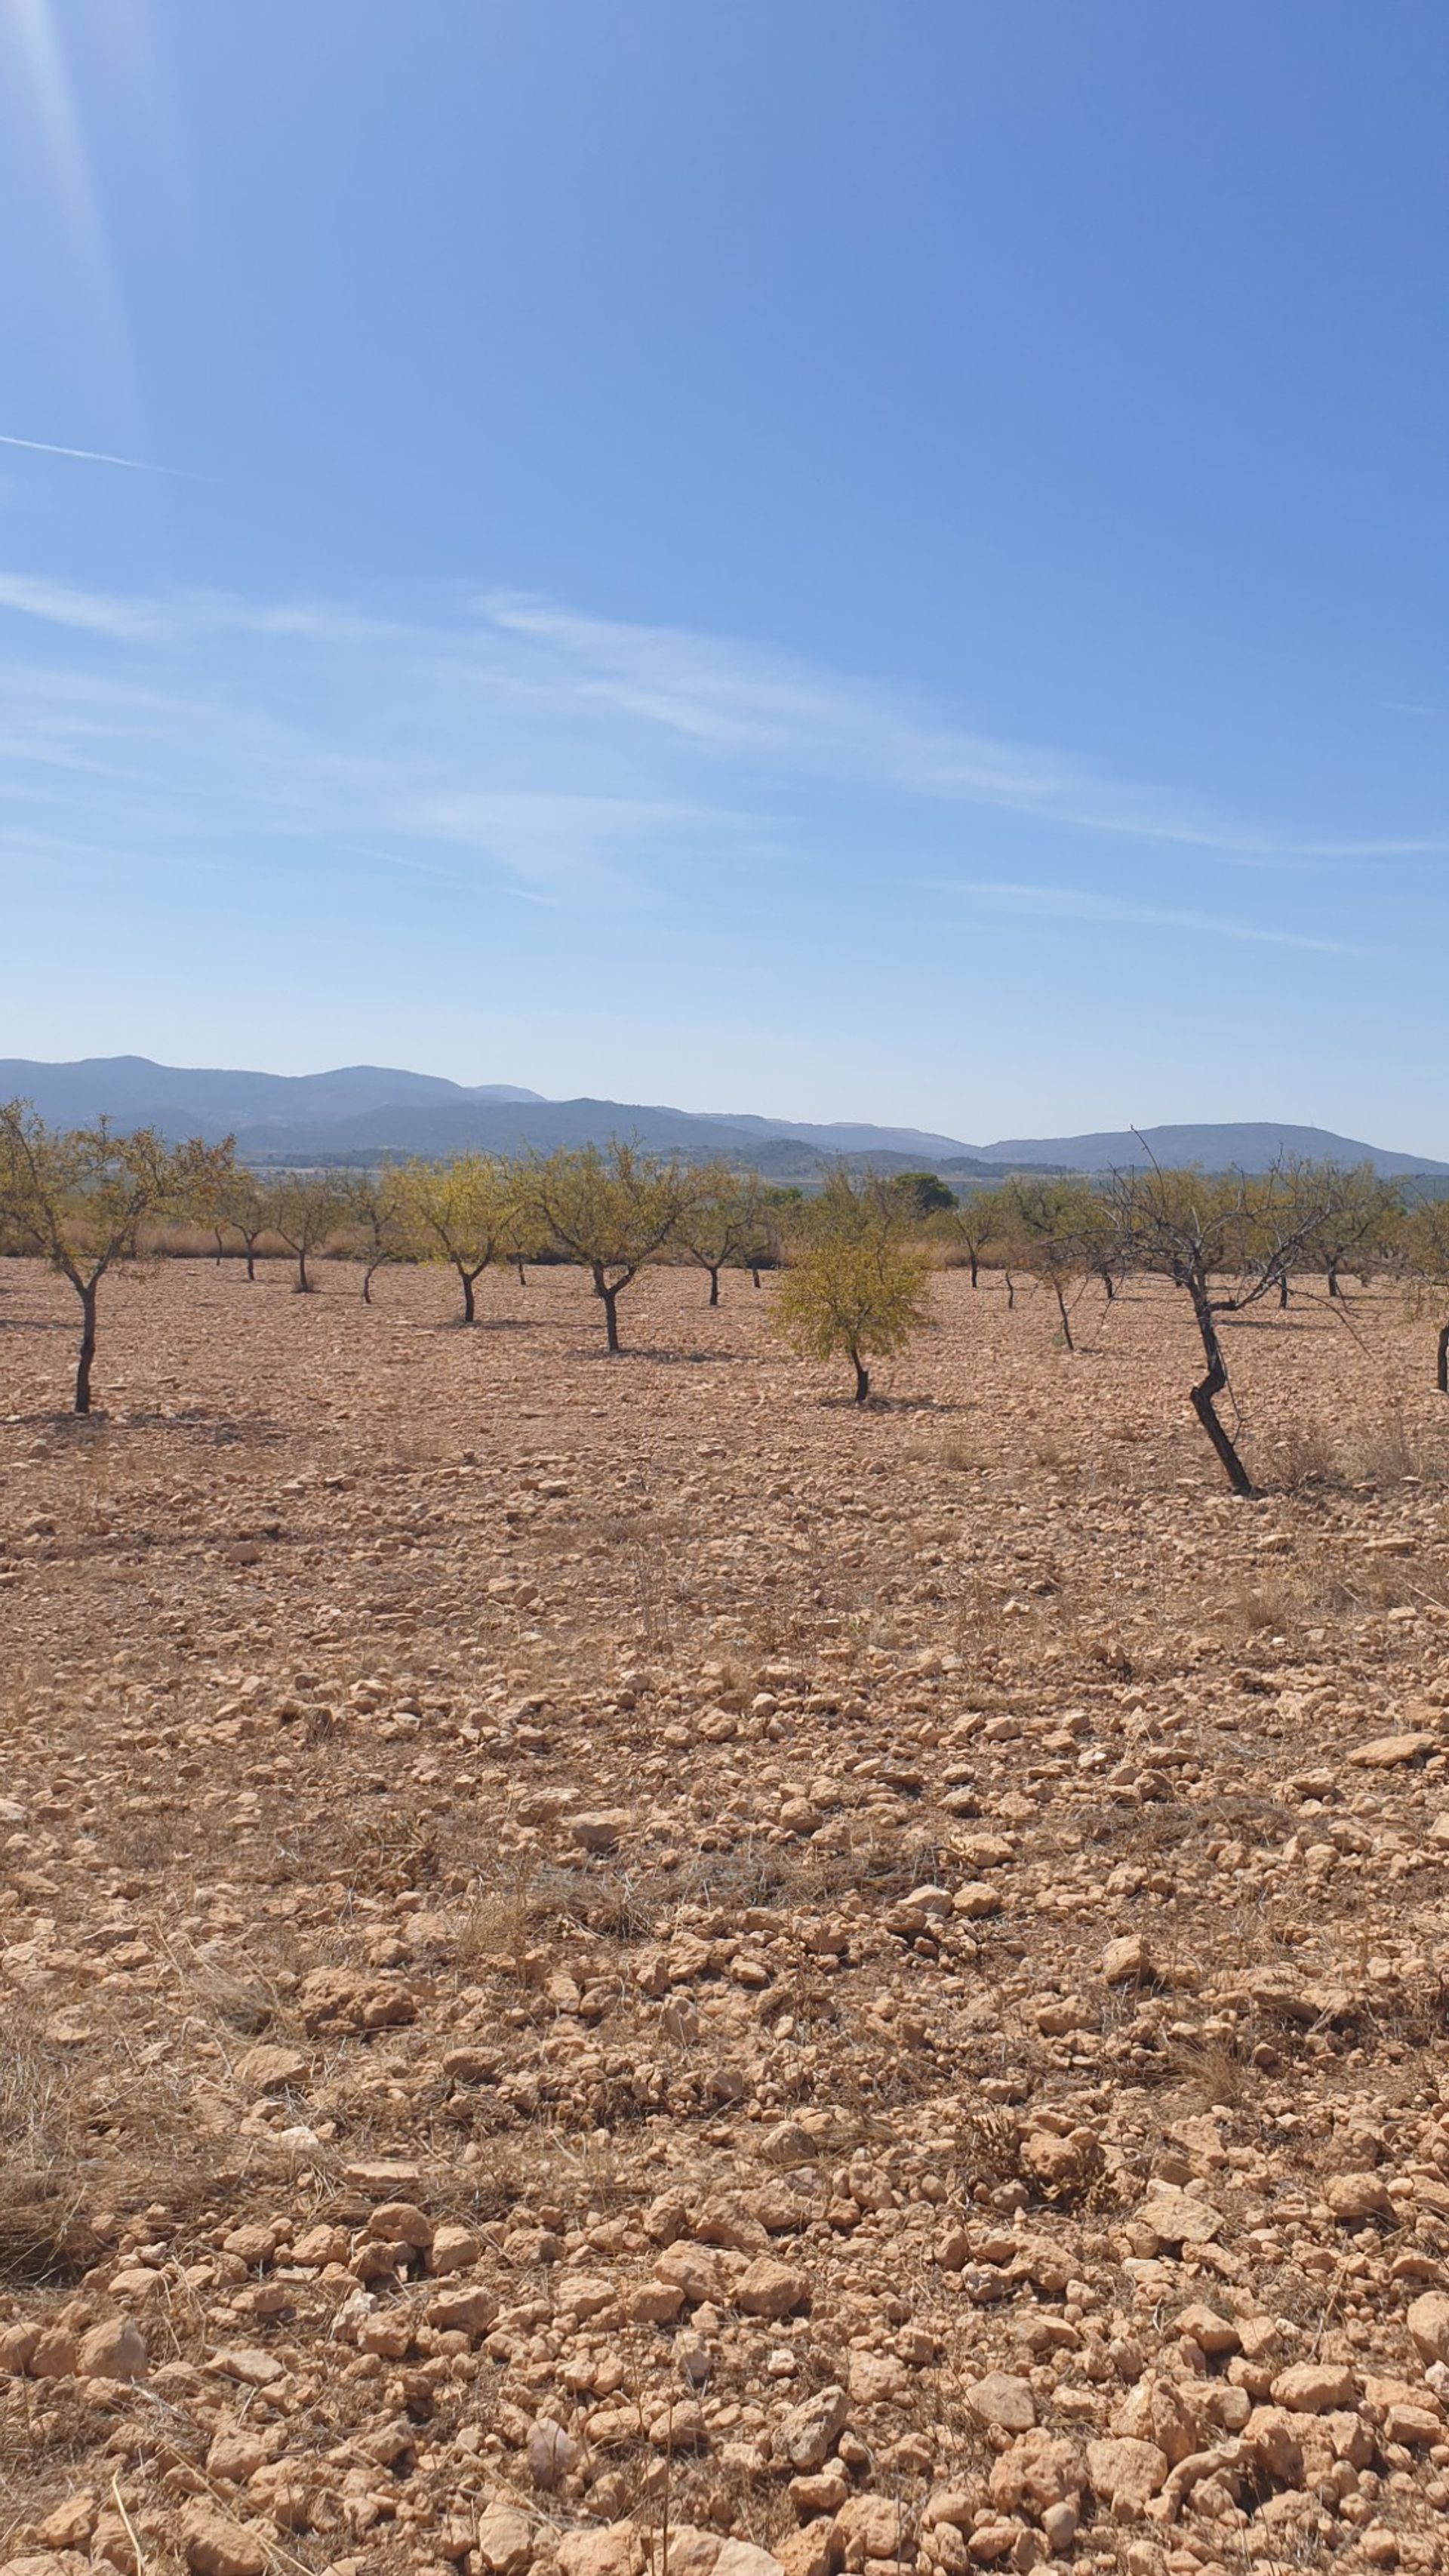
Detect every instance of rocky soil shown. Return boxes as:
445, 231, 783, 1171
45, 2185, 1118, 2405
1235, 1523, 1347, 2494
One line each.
3, 1254, 1449, 2576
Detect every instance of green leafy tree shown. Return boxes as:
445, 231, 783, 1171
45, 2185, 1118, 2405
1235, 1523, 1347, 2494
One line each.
391, 1155, 515, 1322
525, 1143, 699, 1353
0, 1103, 231, 1413
888, 1170, 956, 1220
771, 1171, 933, 1402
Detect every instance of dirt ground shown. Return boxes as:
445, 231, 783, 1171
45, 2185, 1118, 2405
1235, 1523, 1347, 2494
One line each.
3, 1254, 1449, 2576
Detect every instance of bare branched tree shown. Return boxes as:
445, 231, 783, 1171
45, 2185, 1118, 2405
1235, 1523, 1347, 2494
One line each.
1105, 1153, 1370, 1495
675, 1164, 768, 1306
264, 1171, 352, 1294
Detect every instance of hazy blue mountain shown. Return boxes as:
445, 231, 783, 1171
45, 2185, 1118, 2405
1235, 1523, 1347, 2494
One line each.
0, 1057, 543, 1141
1, 1058, 1442, 1177
705, 1109, 985, 1158
979, 1121, 1449, 1178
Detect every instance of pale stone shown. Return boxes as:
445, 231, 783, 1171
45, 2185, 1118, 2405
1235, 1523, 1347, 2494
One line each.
965, 2371, 1035, 2433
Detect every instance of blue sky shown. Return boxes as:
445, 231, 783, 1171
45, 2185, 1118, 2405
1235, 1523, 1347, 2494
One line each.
2, 2, 1447, 1150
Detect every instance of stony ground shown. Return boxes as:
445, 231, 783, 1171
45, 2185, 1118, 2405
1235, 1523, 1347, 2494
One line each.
3, 1253, 1449, 2576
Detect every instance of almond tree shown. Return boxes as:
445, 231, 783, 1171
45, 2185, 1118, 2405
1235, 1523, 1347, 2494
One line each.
343, 1167, 411, 1305
771, 1168, 933, 1402
995, 1177, 1097, 1350
0, 1102, 230, 1413
944, 1188, 995, 1288
392, 1155, 514, 1323
1403, 1196, 1449, 1393
675, 1164, 768, 1306
1301, 1162, 1401, 1300
1106, 1156, 1364, 1496
526, 1143, 698, 1353
263, 1171, 351, 1294
208, 1162, 271, 1280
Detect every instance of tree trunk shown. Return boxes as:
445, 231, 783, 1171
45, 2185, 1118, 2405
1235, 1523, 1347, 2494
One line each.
1278, 1273, 1290, 1309
362, 1259, 384, 1305
1438, 1318, 1449, 1396
852, 1351, 870, 1404
751, 1266, 761, 1288
459, 1268, 476, 1325
968, 1250, 979, 1288
1188, 1288, 1254, 1496
74, 1281, 98, 1415
602, 1285, 620, 1353
1327, 1263, 1343, 1300
244, 1237, 257, 1282
295, 1247, 311, 1294
707, 1265, 720, 1307
1004, 1270, 1015, 1310
214, 1229, 225, 1266
1054, 1284, 1075, 1352
1099, 1266, 1115, 1302
513, 1254, 527, 1285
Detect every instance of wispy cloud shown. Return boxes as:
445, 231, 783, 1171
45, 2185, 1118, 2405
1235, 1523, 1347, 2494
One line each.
0, 571, 170, 639
0, 431, 177, 475
483, 592, 1449, 863
931, 877, 1364, 955
0, 570, 1435, 952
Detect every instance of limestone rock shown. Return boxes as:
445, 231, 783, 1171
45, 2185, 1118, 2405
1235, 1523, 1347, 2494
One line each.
1085, 2436, 1171, 2514
77, 2319, 147, 2383
965, 2371, 1035, 2433
1407, 2293, 1449, 2365
775, 2382, 849, 2472
735, 2254, 810, 2317
180, 2508, 267, 2576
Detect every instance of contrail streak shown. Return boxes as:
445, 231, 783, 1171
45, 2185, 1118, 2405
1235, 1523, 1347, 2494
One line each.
0, 432, 177, 475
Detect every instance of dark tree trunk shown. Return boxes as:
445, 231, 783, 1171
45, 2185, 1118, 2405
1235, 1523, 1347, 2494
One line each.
1278, 1273, 1290, 1309
707, 1264, 720, 1307
1054, 1284, 1075, 1352
244, 1237, 257, 1282
362, 1259, 385, 1305
1438, 1319, 1449, 1396
74, 1281, 98, 1415
590, 1262, 623, 1353
459, 1268, 477, 1325
751, 1266, 762, 1288
513, 1254, 527, 1285
214, 1229, 226, 1266
295, 1247, 311, 1294
1327, 1263, 1343, 1300
1098, 1266, 1115, 1302
852, 1352, 870, 1404
1004, 1270, 1015, 1310
1188, 1288, 1254, 1496
968, 1250, 980, 1288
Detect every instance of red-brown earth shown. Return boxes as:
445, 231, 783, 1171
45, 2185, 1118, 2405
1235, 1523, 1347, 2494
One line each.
2, 1254, 1449, 2576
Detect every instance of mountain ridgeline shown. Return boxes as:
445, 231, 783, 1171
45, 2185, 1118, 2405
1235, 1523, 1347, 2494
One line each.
1, 1057, 1444, 1181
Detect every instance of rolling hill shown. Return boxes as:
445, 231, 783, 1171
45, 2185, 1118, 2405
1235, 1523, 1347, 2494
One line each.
1, 1057, 1443, 1178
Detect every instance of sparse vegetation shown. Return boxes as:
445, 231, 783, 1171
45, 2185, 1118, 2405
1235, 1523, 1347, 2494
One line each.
770, 1169, 933, 1400
1, 1240, 1447, 2568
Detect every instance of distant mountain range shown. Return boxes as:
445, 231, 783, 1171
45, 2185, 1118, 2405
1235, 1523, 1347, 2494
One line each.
2, 1057, 1444, 1181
